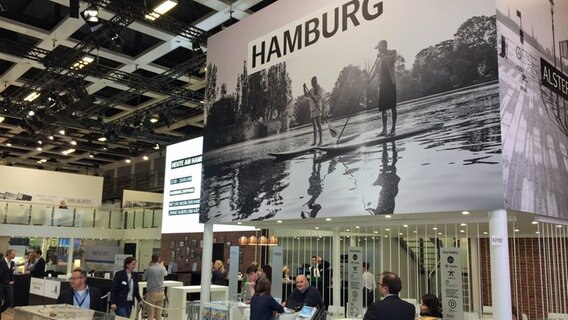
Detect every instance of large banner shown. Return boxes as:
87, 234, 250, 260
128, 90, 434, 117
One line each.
497, 0, 568, 218
0, 166, 103, 207
201, 0, 503, 223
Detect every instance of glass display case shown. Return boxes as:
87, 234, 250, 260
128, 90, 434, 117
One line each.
14, 304, 129, 320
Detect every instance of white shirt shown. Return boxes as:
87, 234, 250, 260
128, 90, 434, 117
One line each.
126, 272, 134, 301
362, 271, 377, 290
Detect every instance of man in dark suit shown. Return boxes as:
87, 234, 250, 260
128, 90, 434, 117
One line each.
30, 249, 46, 278
57, 268, 104, 312
0, 249, 16, 319
363, 271, 415, 320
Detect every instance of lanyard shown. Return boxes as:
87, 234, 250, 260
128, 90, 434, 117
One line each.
73, 289, 89, 308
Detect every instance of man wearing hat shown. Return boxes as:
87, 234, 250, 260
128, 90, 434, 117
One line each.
373, 40, 398, 136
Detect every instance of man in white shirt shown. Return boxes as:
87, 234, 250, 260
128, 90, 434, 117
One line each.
362, 262, 377, 307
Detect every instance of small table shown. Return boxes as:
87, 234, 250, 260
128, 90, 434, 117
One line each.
168, 285, 229, 320
136, 280, 183, 320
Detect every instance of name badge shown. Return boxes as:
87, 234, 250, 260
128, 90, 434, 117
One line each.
121, 281, 127, 285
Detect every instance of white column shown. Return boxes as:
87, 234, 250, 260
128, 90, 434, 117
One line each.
332, 229, 341, 307
350, 235, 356, 247
200, 223, 214, 309
489, 209, 512, 319
66, 238, 74, 276
470, 236, 481, 315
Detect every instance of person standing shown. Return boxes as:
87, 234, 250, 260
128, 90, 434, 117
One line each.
372, 40, 398, 137
211, 260, 227, 285
57, 268, 103, 311
31, 250, 46, 278
250, 277, 284, 320
110, 257, 142, 318
143, 254, 168, 320
362, 262, 376, 307
241, 265, 259, 303
304, 76, 324, 146
363, 271, 414, 320
0, 249, 16, 319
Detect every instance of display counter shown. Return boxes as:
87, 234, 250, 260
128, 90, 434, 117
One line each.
135, 280, 183, 320
14, 304, 128, 320
13, 274, 31, 306
28, 277, 71, 306
168, 285, 229, 320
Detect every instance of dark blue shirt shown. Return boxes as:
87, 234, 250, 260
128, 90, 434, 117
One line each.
250, 294, 284, 320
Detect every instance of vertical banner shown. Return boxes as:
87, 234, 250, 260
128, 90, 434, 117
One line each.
441, 248, 464, 320
347, 247, 363, 317
271, 246, 284, 299
229, 246, 240, 300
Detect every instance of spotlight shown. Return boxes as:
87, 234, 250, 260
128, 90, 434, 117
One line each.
89, 153, 95, 158
59, 129, 66, 135
81, 4, 103, 32
82, 5, 98, 22
70, 140, 77, 146
149, 116, 158, 123
28, 110, 35, 116
192, 40, 203, 54
153, 144, 160, 150
125, 159, 131, 164
143, 155, 149, 161
0, 116, 4, 123
48, 135, 54, 140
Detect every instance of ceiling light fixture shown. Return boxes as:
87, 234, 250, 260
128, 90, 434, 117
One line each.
149, 116, 158, 123
70, 140, 77, 146
72, 56, 95, 70
462, 211, 470, 215
6, 142, 12, 147
145, 0, 178, 20
0, 116, 4, 123
143, 155, 149, 161
36, 147, 42, 151
28, 110, 35, 116
24, 92, 41, 102
89, 153, 95, 158
153, 144, 160, 150
48, 135, 54, 140
125, 159, 131, 163
82, 5, 99, 22
59, 129, 66, 135
98, 136, 107, 142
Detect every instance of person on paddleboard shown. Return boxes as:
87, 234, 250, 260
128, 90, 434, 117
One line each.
304, 76, 323, 146
372, 40, 397, 137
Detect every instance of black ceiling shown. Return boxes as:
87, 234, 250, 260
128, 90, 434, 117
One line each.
0, 0, 278, 173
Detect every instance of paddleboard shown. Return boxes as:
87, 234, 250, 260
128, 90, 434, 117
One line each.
269, 133, 360, 159
316, 123, 444, 153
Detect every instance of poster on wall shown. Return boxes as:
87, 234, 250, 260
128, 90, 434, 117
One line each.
201, 0, 503, 223
0, 166, 103, 207
497, 0, 568, 219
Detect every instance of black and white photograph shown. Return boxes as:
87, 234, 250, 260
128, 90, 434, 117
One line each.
497, 0, 568, 219
201, 0, 503, 223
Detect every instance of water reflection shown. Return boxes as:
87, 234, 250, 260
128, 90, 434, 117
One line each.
202, 84, 503, 222
366, 142, 400, 215
301, 153, 323, 219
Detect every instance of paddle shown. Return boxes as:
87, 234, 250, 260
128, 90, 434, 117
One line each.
303, 83, 338, 138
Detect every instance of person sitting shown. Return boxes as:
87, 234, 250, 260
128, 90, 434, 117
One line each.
283, 275, 324, 311
420, 293, 443, 318
57, 268, 104, 311
250, 277, 284, 320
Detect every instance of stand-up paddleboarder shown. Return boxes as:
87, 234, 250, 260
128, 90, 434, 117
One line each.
371, 40, 398, 136
304, 76, 323, 146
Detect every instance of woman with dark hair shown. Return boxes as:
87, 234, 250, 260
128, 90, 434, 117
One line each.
250, 277, 284, 320
110, 256, 143, 317
420, 293, 443, 318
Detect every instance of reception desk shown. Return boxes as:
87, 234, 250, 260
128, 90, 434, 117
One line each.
135, 280, 183, 320
28, 277, 71, 306
168, 285, 229, 320
15, 304, 128, 320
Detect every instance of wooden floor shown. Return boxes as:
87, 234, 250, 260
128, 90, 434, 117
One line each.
1, 308, 14, 320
